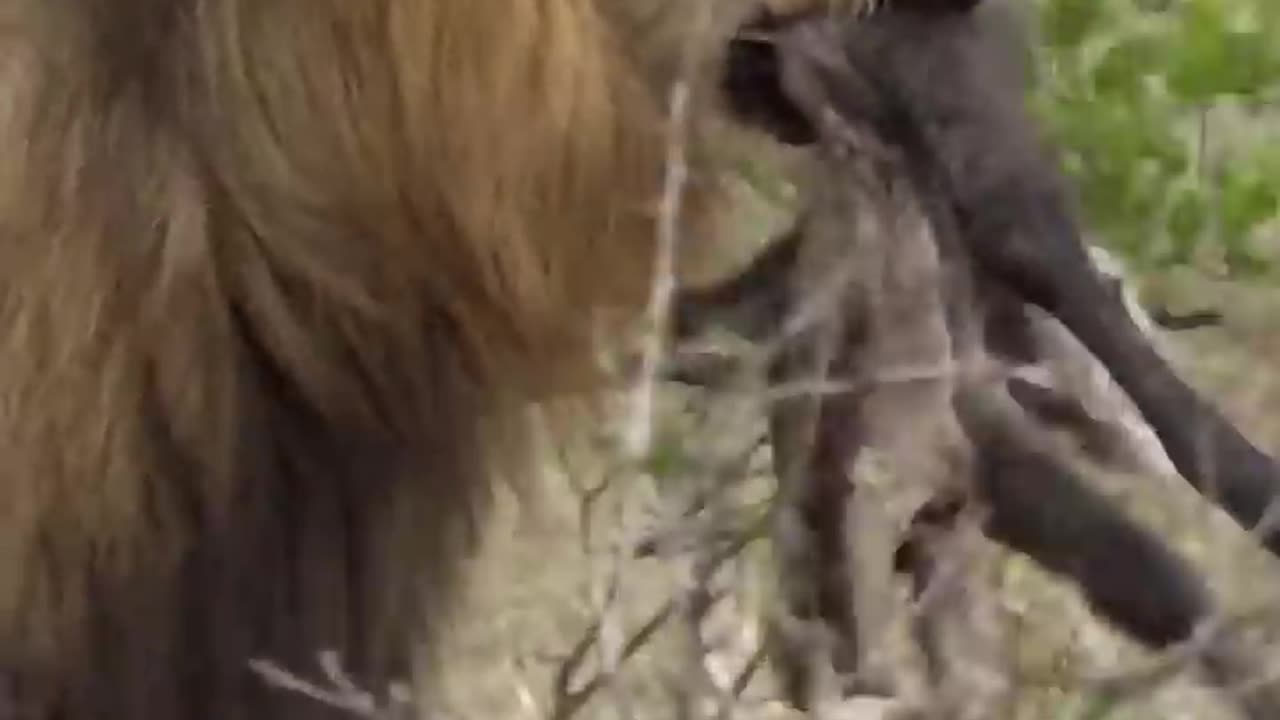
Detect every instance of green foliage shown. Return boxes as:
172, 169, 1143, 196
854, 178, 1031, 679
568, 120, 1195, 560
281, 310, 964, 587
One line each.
1030, 0, 1280, 278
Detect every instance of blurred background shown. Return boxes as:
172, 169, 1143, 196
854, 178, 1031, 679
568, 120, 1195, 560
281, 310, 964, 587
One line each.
408, 2, 1280, 718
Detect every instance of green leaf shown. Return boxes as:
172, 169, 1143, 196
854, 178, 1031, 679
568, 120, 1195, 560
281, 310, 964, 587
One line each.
1042, 0, 1108, 49
1093, 34, 1164, 97
1220, 167, 1278, 238
1167, 2, 1278, 101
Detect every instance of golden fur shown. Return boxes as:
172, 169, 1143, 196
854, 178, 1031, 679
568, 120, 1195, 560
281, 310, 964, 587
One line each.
0, 0, 738, 716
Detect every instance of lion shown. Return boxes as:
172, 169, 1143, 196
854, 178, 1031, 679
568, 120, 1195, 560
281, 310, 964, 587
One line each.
0, 0, 823, 716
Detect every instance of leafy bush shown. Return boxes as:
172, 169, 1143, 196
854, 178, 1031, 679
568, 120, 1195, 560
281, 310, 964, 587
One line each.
1030, 0, 1280, 278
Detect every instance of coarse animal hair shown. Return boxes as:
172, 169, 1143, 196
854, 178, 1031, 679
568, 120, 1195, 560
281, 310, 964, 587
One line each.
0, 1, 744, 717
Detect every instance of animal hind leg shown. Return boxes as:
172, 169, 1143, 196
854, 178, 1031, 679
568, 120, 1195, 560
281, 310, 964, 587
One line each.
955, 383, 1280, 720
